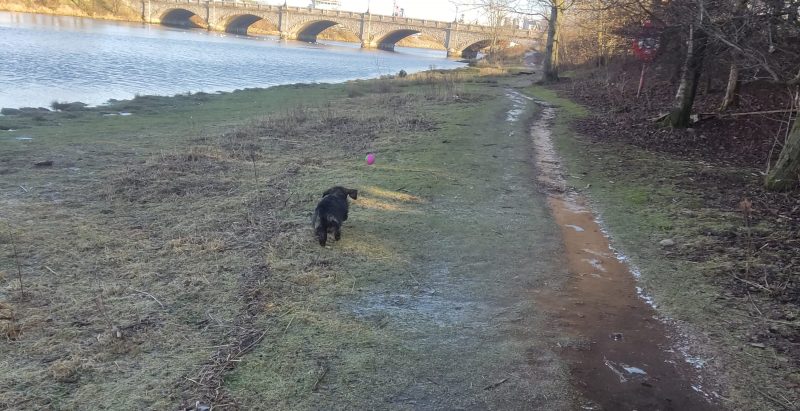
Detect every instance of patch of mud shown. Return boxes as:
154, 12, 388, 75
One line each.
528, 103, 720, 410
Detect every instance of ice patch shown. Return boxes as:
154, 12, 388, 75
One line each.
635, 286, 657, 308
604, 359, 648, 383
582, 248, 610, 258
623, 366, 647, 375
505, 90, 530, 122
583, 258, 606, 272
678, 344, 708, 369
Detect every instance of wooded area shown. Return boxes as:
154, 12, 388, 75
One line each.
466, 0, 800, 190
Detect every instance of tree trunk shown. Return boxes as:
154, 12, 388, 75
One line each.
720, 61, 740, 110
661, 23, 707, 128
542, 2, 560, 82
765, 113, 800, 191
720, 0, 748, 111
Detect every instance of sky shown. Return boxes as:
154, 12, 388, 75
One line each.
262, 0, 475, 23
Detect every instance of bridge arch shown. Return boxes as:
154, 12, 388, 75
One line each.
223, 14, 265, 35
293, 20, 339, 42
368, 27, 447, 52
375, 29, 422, 51
458, 39, 494, 58
159, 8, 207, 29
286, 19, 359, 43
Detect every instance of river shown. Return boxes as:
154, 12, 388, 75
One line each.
0, 11, 463, 109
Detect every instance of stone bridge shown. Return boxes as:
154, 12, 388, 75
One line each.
138, 0, 543, 58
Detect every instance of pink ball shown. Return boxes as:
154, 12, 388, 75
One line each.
366, 153, 375, 165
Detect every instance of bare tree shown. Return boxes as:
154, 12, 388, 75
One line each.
695, 0, 800, 189
539, 0, 567, 81
451, 0, 523, 58
718, 0, 749, 111
661, 0, 708, 128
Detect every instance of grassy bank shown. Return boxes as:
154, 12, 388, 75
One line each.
525, 86, 799, 410
0, 71, 572, 408
0, 0, 141, 21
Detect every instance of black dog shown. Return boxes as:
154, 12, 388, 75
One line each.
312, 186, 358, 246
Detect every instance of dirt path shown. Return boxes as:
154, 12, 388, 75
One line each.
527, 93, 720, 409
0, 74, 724, 409
226, 83, 574, 409
223, 80, 726, 410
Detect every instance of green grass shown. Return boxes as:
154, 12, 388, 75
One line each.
524, 84, 798, 411
0, 73, 572, 409
226, 79, 571, 409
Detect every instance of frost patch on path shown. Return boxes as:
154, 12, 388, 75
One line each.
603, 358, 648, 383
349, 263, 490, 329
505, 89, 532, 122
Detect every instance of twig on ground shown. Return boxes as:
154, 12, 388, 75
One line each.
733, 275, 770, 292
284, 315, 295, 334
11, 231, 24, 296
484, 377, 509, 390
704, 109, 798, 118
312, 365, 329, 392
131, 288, 166, 309
236, 328, 269, 358
755, 387, 795, 410
731, 311, 800, 328
260, 137, 304, 145
185, 377, 201, 385
746, 291, 763, 317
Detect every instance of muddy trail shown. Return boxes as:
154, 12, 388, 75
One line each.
0, 76, 725, 410
525, 94, 719, 410
228, 85, 721, 410
224, 83, 573, 410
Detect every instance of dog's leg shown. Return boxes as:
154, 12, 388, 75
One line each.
333, 222, 341, 241
316, 221, 328, 246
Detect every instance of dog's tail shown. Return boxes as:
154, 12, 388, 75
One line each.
311, 208, 319, 228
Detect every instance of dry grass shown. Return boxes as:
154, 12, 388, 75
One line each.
0, 85, 449, 408
344, 68, 501, 103
219, 96, 436, 162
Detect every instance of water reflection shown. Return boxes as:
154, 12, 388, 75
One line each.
0, 12, 462, 108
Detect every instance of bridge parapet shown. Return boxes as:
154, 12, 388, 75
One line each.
143, 0, 543, 58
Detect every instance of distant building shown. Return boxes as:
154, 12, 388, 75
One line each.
392, 3, 404, 17
311, 0, 340, 10
522, 18, 545, 31
501, 17, 521, 28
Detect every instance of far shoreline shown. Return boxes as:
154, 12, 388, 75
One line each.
0, 4, 450, 50
0, 9, 470, 110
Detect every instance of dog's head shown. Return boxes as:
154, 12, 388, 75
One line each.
322, 186, 358, 200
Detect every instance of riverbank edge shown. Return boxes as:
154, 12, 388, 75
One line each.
524, 85, 799, 410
